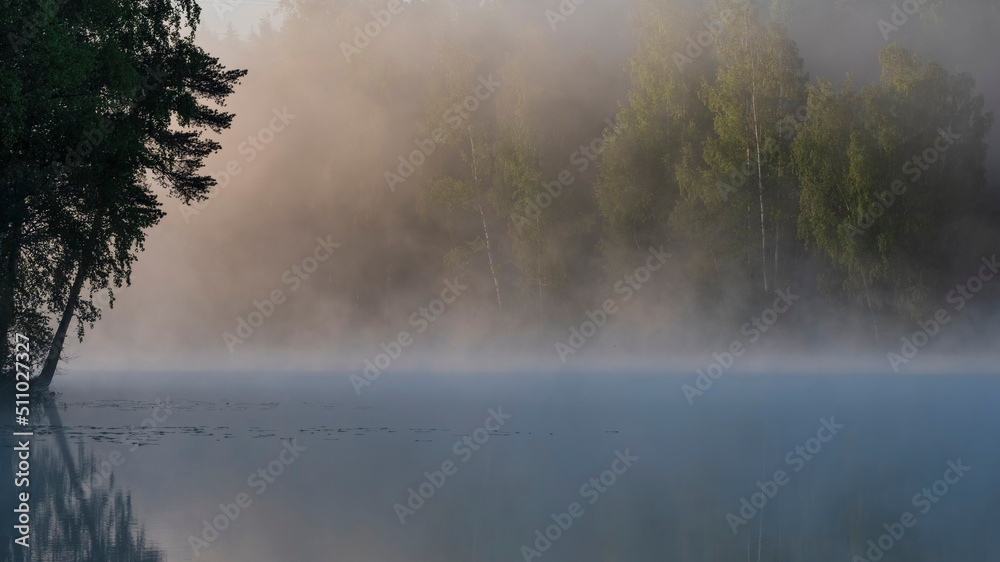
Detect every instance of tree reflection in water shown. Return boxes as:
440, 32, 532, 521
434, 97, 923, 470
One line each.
3, 396, 164, 561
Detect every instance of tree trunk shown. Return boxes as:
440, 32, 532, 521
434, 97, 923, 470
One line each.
36, 212, 104, 389
744, 11, 768, 294
861, 270, 879, 342
537, 217, 543, 325
750, 74, 768, 294
478, 203, 502, 312
774, 222, 780, 288
35, 254, 88, 389
468, 131, 502, 312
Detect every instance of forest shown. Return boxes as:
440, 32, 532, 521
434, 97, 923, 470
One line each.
1, 0, 998, 382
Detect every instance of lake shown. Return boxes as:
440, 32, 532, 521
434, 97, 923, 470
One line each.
3, 371, 999, 561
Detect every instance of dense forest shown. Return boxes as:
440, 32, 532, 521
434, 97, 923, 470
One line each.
2, 0, 998, 381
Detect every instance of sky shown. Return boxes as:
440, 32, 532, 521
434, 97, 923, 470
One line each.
195, 0, 284, 36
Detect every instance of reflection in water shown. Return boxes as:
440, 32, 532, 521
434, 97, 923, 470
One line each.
2, 374, 999, 561
2, 397, 164, 562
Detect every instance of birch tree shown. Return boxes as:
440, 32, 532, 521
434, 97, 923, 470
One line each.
700, 0, 806, 294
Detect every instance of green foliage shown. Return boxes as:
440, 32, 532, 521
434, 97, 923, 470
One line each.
795, 45, 993, 318
697, 0, 807, 294
0, 0, 245, 383
596, 0, 712, 258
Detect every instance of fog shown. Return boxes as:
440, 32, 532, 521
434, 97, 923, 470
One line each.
66, 0, 1000, 375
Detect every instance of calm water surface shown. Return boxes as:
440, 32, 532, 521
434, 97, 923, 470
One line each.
5, 372, 999, 561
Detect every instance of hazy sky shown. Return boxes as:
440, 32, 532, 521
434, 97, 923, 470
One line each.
195, 0, 284, 35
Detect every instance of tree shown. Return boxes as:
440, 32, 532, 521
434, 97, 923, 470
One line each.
492, 27, 572, 325
0, 0, 138, 381
596, 0, 713, 263
698, 0, 806, 295
795, 45, 993, 322
418, 28, 508, 312
0, 0, 245, 386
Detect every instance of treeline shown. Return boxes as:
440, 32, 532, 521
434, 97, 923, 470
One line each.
258, 0, 994, 349
2, 0, 997, 381
0, 0, 245, 385
597, 0, 995, 332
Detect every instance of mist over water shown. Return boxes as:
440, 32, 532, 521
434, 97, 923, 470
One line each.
59, 0, 999, 375
5, 0, 1000, 560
